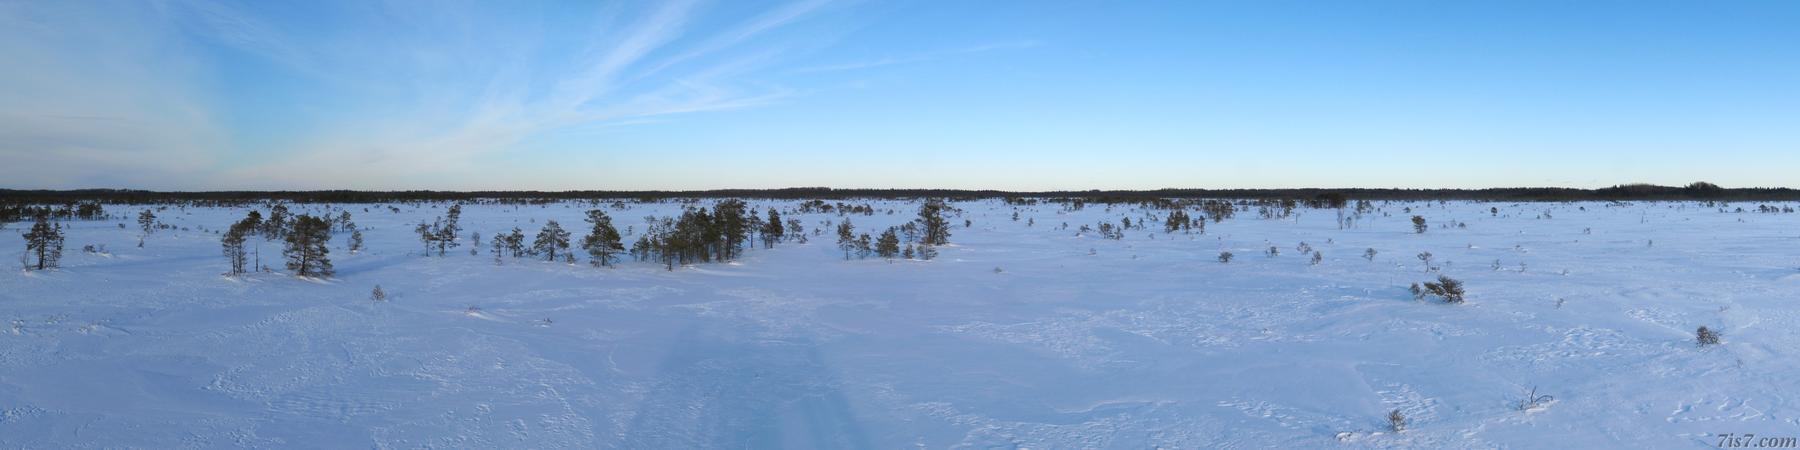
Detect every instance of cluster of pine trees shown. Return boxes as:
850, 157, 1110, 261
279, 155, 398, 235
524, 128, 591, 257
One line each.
833, 200, 950, 261
415, 204, 463, 256
220, 207, 335, 277
630, 199, 758, 270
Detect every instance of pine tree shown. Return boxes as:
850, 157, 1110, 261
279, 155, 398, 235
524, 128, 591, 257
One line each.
836, 219, 856, 260
533, 220, 570, 261
761, 208, 784, 249
1411, 215, 1427, 234
490, 234, 504, 264
436, 204, 462, 255
22, 215, 64, 271
415, 221, 437, 256
917, 200, 951, 245
138, 210, 157, 234
505, 227, 527, 257
876, 228, 901, 259
856, 233, 873, 259
916, 243, 938, 261
222, 220, 252, 275
283, 214, 333, 277
348, 229, 364, 253
784, 218, 805, 243
712, 200, 750, 261
261, 204, 289, 239
581, 210, 624, 267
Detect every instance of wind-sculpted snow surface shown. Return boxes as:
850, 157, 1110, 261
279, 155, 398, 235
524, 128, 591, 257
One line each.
3, 200, 1798, 448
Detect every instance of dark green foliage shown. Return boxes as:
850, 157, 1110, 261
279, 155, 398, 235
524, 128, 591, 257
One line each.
222, 213, 258, 275
137, 210, 156, 234
283, 214, 333, 277
1696, 326, 1720, 346
533, 220, 571, 261
836, 219, 855, 260
581, 210, 624, 267
1411, 215, 1427, 233
21, 215, 63, 270
761, 208, 784, 249
261, 204, 289, 239
916, 244, 939, 261
501, 228, 526, 257
1422, 275, 1464, 303
1164, 209, 1191, 232
628, 199, 761, 270
876, 228, 901, 259
917, 199, 951, 245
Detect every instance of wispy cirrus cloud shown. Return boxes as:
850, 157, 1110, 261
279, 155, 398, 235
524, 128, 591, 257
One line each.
2, 0, 860, 189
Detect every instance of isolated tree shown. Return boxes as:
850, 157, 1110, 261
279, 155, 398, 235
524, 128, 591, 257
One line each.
222, 220, 252, 276
1417, 251, 1434, 272
836, 219, 856, 260
1422, 275, 1465, 303
283, 214, 333, 277
370, 285, 387, 302
876, 228, 901, 259
338, 211, 355, 231
1310, 251, 1323, 266
761, 208, 784, 248
22, 215, 64, 271
581, 210, 624, 267
138, 210, 157, 234
1218, 251, 1234, 263
1411, 215, 1427, 234
1363, 248, 1378, 261
1696, 326, 1720, 346
917, 200, 952, 245
348, 229, 363, 253
533, 220, 571, 261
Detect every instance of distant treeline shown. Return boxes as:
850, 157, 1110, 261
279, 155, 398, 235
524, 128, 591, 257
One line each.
1, 182, 1796, 204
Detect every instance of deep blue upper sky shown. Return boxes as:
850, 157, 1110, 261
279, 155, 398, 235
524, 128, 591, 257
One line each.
2, 0, 1796, 190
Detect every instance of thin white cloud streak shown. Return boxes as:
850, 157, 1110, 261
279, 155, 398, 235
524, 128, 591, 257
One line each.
187, 0, 841, 189
0, 0, 858, 189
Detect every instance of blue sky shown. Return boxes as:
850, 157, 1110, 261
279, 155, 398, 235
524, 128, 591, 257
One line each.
2, 0, 1797, 190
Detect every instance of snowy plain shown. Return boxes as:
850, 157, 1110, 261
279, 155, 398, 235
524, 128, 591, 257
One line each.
3, 199, 1798, 448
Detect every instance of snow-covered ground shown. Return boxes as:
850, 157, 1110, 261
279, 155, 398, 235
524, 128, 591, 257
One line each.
4, 199, 1798, 448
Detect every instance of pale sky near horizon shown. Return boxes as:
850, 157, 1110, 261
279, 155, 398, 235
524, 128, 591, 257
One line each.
2, 1, 1797, 191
